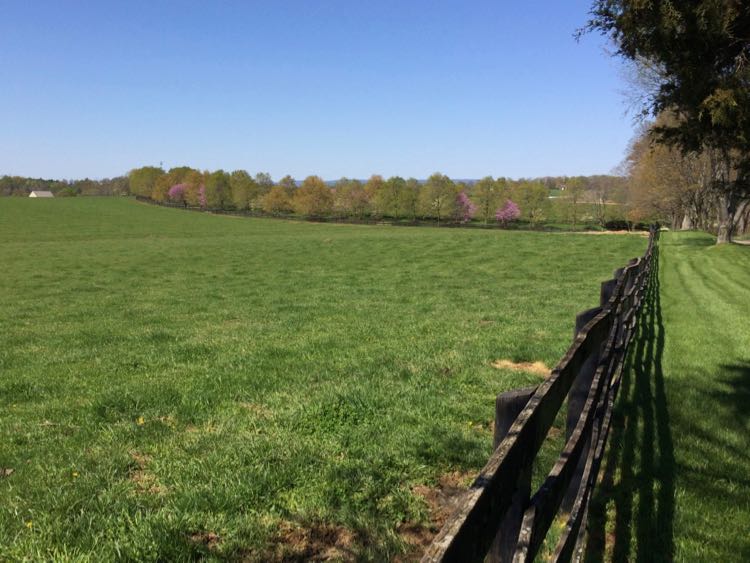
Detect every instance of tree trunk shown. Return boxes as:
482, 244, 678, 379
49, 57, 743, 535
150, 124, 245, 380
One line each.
716, 191, 737, 244
735, 200, 749, 236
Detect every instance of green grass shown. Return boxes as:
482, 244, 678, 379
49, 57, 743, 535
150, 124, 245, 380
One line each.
586, 231, 750, 562
0, 198, 646, 561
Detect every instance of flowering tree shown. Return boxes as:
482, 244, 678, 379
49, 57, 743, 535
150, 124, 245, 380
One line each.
455, 191, 477, 223
167, 183, 187, 204
198, 185, 207, 208
495, 199, 520, 226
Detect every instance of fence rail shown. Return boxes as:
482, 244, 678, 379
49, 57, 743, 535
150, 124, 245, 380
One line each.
422, 228, 659, 563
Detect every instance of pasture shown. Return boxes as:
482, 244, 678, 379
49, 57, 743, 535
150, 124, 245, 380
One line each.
0, 198, 645, 560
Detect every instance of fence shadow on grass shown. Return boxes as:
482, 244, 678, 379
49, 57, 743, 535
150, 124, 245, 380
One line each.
585, 246, 675, 563
715, 361, 750, 422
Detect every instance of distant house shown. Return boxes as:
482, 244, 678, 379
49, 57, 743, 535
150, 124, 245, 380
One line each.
29, 191, 54, 198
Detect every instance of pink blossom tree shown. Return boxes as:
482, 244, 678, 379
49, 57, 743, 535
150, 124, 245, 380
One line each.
495, 199, 520, 226
455, 191, 477, 223
167, 183, 187, 205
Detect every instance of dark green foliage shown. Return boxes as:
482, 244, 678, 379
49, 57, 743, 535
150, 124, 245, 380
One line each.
584, 1, 750, 153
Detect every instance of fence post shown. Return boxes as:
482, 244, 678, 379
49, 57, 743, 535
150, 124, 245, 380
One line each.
487, 386, 537, 563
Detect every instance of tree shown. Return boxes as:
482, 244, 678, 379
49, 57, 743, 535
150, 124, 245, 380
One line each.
419, 173, 456, 223
473, 176, 501, 224
455, 191, 477, 223
129, 166, 164, 198
588, 175, 628, 227
397, 178, 421, 221
277, 175, 297, 197
229, 170, 256, 210
168, 184, 187, 205
107, 176, 130, 196
496, 200, 521, 226
380, 176, 406, 218
204, 170, 231, 209
75, 178, 99, 197
334, 177, 369, 218
184, 170, 206, 207
292, 175, 333, 216
371, 175, 402, 218
261, 185, 292, 214
625, 118, 717, 230
151, 166, 194, 202
564, 176, 586, 229
359, 175, 385, 217
582, 1, 750, 243
511, 180, 549, 225
254, 172, 274, 202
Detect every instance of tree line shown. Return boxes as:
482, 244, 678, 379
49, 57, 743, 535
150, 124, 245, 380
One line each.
1, 166, 632, 228
0, 175, 128, 197
128, 165, 628, 226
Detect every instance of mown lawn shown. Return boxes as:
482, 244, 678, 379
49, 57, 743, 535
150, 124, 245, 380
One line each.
586, 231, 750, 562
0, 197, 645, 561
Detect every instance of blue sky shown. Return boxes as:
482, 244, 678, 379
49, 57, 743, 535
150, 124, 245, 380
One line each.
0, 1, 635, 180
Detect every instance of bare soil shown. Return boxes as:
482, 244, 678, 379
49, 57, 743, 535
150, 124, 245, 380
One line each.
491, 359, 550, 378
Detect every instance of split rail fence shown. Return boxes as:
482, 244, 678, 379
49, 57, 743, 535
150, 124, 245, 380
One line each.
422, 228, 659, 563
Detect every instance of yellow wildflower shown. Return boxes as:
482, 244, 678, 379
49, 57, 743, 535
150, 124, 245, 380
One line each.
136, 416, 145, 426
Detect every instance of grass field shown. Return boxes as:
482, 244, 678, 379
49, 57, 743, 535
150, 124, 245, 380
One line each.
0, 198, 646, 561
586, 231, 750, 562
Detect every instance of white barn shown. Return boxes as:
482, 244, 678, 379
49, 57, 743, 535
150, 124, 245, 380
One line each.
29, 191, 54, 198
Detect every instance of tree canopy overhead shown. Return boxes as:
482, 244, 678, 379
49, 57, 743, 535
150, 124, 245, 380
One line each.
583, 0, 750, 242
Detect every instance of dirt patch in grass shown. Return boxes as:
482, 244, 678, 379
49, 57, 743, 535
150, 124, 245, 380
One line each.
397, 471, 474, 560
268, 521, 357, 562
128, 451, 165, 495
491, 359, 550, 378
239, 402, 273, 418
189, 531, 222, 552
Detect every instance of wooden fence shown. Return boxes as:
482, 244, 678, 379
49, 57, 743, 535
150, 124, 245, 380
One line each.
422, 228, 659, 563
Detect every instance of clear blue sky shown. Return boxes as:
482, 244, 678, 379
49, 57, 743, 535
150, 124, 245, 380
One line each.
0, 0, 634, 181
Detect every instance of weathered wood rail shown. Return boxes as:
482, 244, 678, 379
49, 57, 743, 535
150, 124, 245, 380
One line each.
422, 228, 659, 563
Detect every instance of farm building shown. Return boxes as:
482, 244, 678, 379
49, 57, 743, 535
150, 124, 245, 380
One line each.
29, 191, 54, 198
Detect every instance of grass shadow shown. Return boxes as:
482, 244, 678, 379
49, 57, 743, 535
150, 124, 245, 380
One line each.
713, 362, 750, 421
585, 245, 676, 563
669, 235, 714, 248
